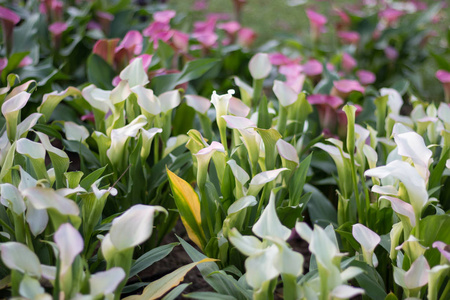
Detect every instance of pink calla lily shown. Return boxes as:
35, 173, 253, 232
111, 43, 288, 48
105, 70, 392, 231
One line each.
338, 31, 360, 44
436, 70, 450, 103
0, 6, 20, 55
356, 70, 376, 85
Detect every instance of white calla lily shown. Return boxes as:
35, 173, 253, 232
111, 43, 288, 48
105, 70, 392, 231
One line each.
16, 138, 46, 160
159, 90, 181, 113
404, 255, 429, 290
1, 91, 31, 141
64, 122, 90, 142
16, 113, 42, 138
89, 267, 126, 297
0, 242, 41, 276
185, 95, 211, 115
222, 115, 256, 129
119, 57, 149, 88
0, 183, 26, 215
380, 196, 416, 227
227, 159, 250, 185
109, 204, 167, 251
273, 80, 298, 107
229, 97, 250, 117
54, 223, 84, 275
229, 228, 265, 256
380, 88, 403, 115
394, 131, 432, 180
247, 168, 288, 196
352, 224, 380, 266
19, 275, 46, 299
22, 187, 80, 216
245, 245, 279, 289
276, 139, 299, 165
81, 85, 112, 113
253, 192, 291, 240
131, 85, 161, 116
249, 53, 272, 80
227, 196, 257, 215
330, 285, 364, 299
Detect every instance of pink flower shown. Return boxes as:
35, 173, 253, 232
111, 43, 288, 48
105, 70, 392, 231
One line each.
338, 31, 360, 45
153, 10, 176, 24
433, 241, 450, 262
96, 11, 114, 35
279, 64, 305, 93
269, 53, 299, 66
48, 22, 68, 49
308, 94, 344, 131
218, 21, 241, 35
0, 6, 20, 56
207, 13, 230, 21
342, 53, 357, 73
306, 9, 327, 41
93, 39, 120, 65
0, 57, 8, 72
384, 46, 398, 61
334, 8, 350, 30
379, 8, 403, 26
356, 70, 376, 85
332, 79, 365, 98
81, 111, 95, 123
172, 30, 189, 53
143, 21, 173, 49
116, 30, 143, 56
436, 70, 450, 103
194, 32, 218, 48
303, 59, 323, 77
18, 56, 32, 68
40, 0, 64, 22
194, 16, 217, 34
237, 27, 256, 48
193, 0, 208, 11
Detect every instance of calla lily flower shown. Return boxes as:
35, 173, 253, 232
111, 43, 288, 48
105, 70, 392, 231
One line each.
185, 95, 211, 115
330, 285, 364, 299
0, 183, 26, 215
222, 115, 256, 129
332, 79, 365, 98
89, 268, 126, 298
249, 53, 272, 80
253, 192, 291, 240
64, 121, 89, 143
352, 224, 380, 266
357, 70, 376, 85
153, 10, 176, 24
302, 59, 323, 77
385, 46, 399, 61
48, 22, 67, 49
307, 94, 344, 131
237, 27, 257, 48
381, 196, 416, 227
54, 223, 83, 275
380, 88, 403, 115
436, 70, 450, 103
115, 30, 143, 66
2, 91, 31, 141
104, 204, 167, 253
227, 159, 250, 185
393, 131, 432, 181
119, 57, 149, 88
306, 9, 327, 41
211, 90, 234, 150
432, 241, 450, 262
276, 139, 299, 167
0, 242, 41, 277
194, 141, 225, 189
404, 255, 429, 290
337, 31, 360, 45
273, 80, 298, 108
93, 39, 120, 66
0, 6, 20, 56
247, 168, 288, 196
365, 160, 428, 222
342, 52, 357, 72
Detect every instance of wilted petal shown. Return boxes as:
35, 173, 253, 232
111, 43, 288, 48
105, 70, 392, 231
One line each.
249, 53, 272, 80
252, 192, 291, 240
109, 204, 166, 251
404, 255, 429, 289
54, 223, 83, 275
0, 242, 41, 276
90, 267, 126, 296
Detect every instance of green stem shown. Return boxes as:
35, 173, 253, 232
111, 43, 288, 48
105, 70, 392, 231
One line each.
439, 280, 450, 300
252, 78, 264, 111
350, 153, 363, 224
277, 105, 288, 137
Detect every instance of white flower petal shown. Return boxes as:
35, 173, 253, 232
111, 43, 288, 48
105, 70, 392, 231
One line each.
227, 196, 257, 215
131, 86, 161, 115
0, 242, 41, 276
404, 255, 429, 289
119, 57, 149, 88
249, 53, 272, 80
64, 122, 90, 142
273, 80, 297, 107
276, 139, 299, 164
90, 267, 126, 296
54, 223, 84, 275
227, 159, 250, 185
222, 115, 256, 129
253, 192, 291, 240
159, 90, 181, 113
380, 88, 403, 115
185, 95, 211, 115
330, 285, 364, 299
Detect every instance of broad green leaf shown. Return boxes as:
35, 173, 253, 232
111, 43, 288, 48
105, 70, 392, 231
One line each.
184, 292, 236, 300
167, 169, 206, 249
128, 243, 179, 278
124, 258, 217, 300
87, 54, 115, 90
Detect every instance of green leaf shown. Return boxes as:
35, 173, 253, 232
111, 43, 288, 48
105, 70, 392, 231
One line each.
304, 184, 337, 226
161, 283, 191, 300
184, 292, 236, 300
79, 166, 107, 190
415, 214, 450, 267
256, 128, 282, 171
128, 243, 179, 279
167, 169, 206, 249
385, 292, 398, 300
349, 260, 387, 300
289, 154, 312, 206
124, 258, 217, 300
86, 54, 115, 90
1, 52, 28, 83
37, 87, 81, 122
